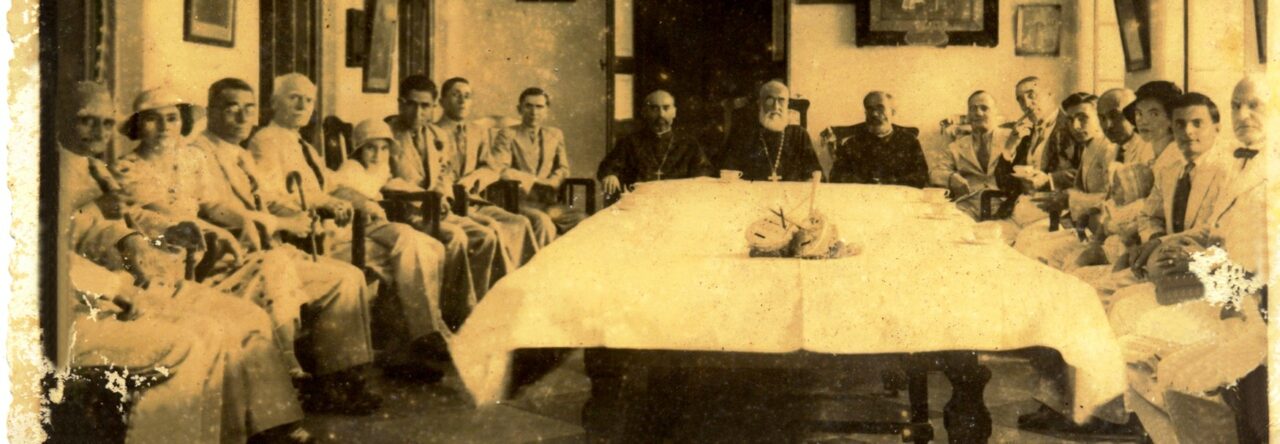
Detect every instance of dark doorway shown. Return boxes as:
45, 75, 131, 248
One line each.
633, 0, 787, 154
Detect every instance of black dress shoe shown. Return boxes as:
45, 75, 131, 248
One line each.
300, 371, 383, 416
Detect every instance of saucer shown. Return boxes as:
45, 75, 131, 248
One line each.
919, 213, 953, 220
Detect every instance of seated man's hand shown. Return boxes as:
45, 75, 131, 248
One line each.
238, 213, 277, 252
440, 196, 453, 216
120, 233, 183, 289
602, 175, 623, 195
1131, 237, 1164, 278
1146, 236, 1204, 278
457, 173, 484, 194
321, 200, 355, 226
204, 223, 246, 268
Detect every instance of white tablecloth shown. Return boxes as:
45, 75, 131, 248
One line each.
453, 179, 1126, 422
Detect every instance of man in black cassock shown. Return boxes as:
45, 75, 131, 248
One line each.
830, 91, 929, 187
718, 80, 823, 182
597, 90, 714, 195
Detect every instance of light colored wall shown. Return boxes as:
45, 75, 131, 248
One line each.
322, 0, 402, 125
433, 0, 608, 178
114, 1, 259, 121
1125, 0, 1184, 88
789, 1, 1081, 171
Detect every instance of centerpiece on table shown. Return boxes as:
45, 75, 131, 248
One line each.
744, 179, 859, 259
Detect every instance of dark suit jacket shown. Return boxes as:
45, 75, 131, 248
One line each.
830, 123, 928, 188
718, 123, 821, 182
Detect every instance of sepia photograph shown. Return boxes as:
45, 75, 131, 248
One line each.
7, 0, 1279, 442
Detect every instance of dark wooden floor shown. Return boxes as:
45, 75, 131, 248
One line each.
304, 352, 1134, 443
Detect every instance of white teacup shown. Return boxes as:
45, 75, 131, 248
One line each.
922, 187, 950, 203
720, 169, 744, 181
971, 223, 1003, 244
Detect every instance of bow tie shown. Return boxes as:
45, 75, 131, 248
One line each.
1234, 147, 1259, 159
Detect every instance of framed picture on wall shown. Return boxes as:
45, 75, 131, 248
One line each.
1015, 4, 1061, 56
855, 0, 998, 47
1255, 0, 1267, 63
1114, 0, 1152, 71
183, 0, 235, 47
363, 0, 397, 93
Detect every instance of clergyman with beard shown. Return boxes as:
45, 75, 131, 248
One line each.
717, 80, 822, 182
597, 89, 714, 195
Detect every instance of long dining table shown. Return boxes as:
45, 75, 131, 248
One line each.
451, 178, 1126, 441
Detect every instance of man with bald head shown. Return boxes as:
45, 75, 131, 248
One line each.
1101, 79, 1269, 443
250, 73, 457, 385
598, 90, 714, 196
831, 91, 928, 187
930, 90, 1010, 218
718, 80, 822, 182
1098, 88, 1139, 163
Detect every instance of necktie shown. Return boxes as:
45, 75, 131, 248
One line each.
974, 133, 990, 173
1170, 162, 1194, 233
416, 127, 432, 187
299, 137, 325, 189
535, 129, 545, 173
1115, 141, 1127, 163
456, 125, 468, 171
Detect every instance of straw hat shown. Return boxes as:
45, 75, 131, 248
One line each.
120, 87, 205, 140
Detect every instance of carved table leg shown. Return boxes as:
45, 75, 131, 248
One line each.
942, 352, 992, 443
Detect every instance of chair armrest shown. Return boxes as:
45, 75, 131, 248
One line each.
484, 180, 522, 214
452, 184, 469, 217
560, 177, 597, 215
381, 189, 445, 240
978, 189, 1007, 221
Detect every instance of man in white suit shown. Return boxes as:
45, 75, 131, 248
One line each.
1014, 93, 1116, 268
490, 87, 584, 235
188, 78, 382, 411
1106, 79, 1269, 444
1127, 92, 1228, 280
930, 90, 1008, 219
436, 76, 544, 268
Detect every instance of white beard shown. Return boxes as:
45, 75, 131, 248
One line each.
759, 110, 787, 133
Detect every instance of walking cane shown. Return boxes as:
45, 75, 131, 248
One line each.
285, 171, 320, 261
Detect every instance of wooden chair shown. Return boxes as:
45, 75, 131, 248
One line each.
477, 115, 600, 218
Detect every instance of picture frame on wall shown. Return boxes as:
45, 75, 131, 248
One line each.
183, 0, 236, 47
346, 9, 368, 68
1114, 0, 1152, 71
1255, 0, 1267, 63
854, 0, 998, 47
363, 0, 397, 93
1015, 4, 1061, 56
